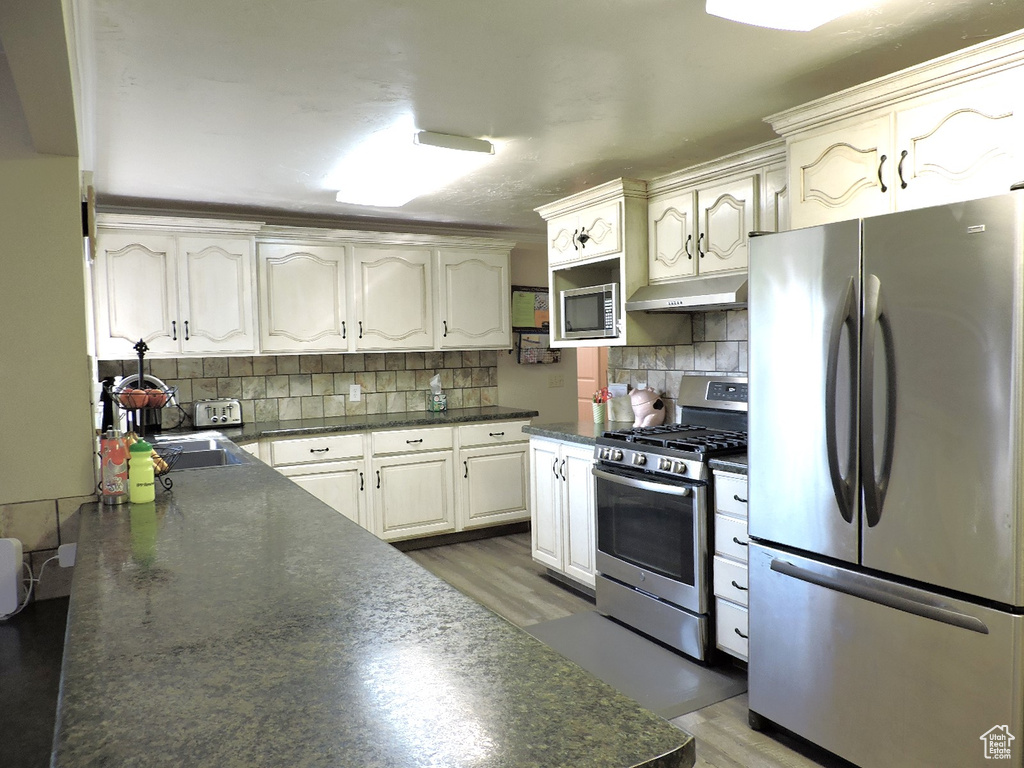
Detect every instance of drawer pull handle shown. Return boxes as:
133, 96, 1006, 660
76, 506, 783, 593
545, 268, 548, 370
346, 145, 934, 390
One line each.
731, 580, 748, 592
489, 431, 505, 437
732, 536, 748, 547
734, 627, 748, 640
310, 447, 330, 454
406, 439, 423, 444
733, 494, 747, 504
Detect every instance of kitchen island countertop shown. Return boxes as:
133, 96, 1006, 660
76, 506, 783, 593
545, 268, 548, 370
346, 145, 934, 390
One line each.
53, 446, 694, 767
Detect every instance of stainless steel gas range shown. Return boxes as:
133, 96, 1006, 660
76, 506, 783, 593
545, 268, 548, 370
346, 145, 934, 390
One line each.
593, 375, 747, 661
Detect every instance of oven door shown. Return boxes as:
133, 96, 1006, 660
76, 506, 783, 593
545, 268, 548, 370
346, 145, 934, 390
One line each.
593, 466, 708, 614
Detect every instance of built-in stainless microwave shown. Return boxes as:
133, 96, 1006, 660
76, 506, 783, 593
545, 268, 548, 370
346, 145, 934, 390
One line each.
561, 283, 620, 340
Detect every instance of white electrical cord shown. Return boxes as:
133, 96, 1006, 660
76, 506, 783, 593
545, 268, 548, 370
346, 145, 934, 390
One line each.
0, 555, 59, 621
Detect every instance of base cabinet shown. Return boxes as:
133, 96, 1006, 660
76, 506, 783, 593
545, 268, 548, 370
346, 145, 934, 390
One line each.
457, 422, 530, 530
372, 451, 456, 540
712, 470, 749, 660
278, 461, 367, 528
530, 437, 596, 588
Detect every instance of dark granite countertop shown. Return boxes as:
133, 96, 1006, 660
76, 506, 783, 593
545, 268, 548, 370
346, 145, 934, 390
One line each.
203, 405, 539, 442
523, 420, 634, 445
54, 450, 694, 767
710, 454, 748, 475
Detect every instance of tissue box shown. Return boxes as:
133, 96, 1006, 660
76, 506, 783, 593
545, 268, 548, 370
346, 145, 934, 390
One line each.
428, 393, 447, 412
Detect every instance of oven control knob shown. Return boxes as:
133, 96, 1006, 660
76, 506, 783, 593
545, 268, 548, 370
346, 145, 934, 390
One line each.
672, 461, 688, 474
631, 453, 647, 466
611, 450, 624, 462
658, 457, 672, 471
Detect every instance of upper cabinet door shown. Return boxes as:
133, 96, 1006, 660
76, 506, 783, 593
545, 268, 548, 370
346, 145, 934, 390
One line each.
648, 190, 696, 283
437, 250, 510, 349
696, 174, 758, 274
352, 246, 434, 350
546, 200, 622, 266
789, 115, 893, 229
762, 165, 789, 233
176, 236, 257, 354
93, 231, 179, 359
258, 244, 350, 352
892, 72, 1023, 212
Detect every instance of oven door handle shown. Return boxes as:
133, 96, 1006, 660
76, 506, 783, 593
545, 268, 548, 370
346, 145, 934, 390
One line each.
592, 467, 693, 496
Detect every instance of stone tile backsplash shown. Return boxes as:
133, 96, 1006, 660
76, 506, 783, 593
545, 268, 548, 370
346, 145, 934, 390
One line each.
98, 351, 500, 428
608, 309, 748, 415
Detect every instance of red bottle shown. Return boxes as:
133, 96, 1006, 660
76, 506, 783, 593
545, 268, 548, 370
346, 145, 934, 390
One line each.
101, 429, 129, 505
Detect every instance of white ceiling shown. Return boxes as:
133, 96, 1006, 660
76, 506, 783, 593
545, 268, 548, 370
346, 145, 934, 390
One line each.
81, 0, 1024, 236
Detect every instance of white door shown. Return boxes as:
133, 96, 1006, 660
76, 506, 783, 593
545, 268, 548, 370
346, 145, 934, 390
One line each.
648, 189, 696, 283
893, 74, 1022, 211
530, 439, 563, 571
437, 250, 510, 349
696, 174, 758, 275
373, 451, 455, 540
278, 460, 367, 527
457, 444, 529, 529
789, 114, 893, 228
352, 247, 434, 350
561, 443, 597, 587
93, 231, 178, 358
176, 236, 257, 354
258, 244, 350, 352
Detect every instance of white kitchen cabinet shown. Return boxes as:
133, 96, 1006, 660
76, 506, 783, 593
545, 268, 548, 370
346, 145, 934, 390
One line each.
436, 249, 511, 349
351, 246, 434, 351
712, 469, 749, 661
771, 40, 1024, 228
371, 427, 455, 541
545, 198, 624, 267
93, 221, 259, 359
530, 437, 597, 589
456, 421, 530, 530
269, 432, 369, 528
257, 243, 350, 352
761, 163, 789, 233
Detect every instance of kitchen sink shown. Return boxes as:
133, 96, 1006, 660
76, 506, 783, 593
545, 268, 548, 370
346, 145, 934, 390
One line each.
149, 432, 253, 471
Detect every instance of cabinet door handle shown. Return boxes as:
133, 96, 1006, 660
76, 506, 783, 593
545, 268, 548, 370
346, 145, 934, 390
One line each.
406, 439, 423, 445
359, 472, 364, 491
577, 228, 590, 247
560, 459, 566, 481
488, 431, 504, 437
731, 580, 748, 592
697, 232, 705, 259
685, 234, 692, 260
358, 321, 363, 339
309, 447, 330, 454
341, 320, 346, 339
732, 536, 748, 547
463, 460, 468, 479
734, 627, 749, 640
376, 470, 381, 489
552, 458, 559, 477
443, 320, 448, 338
183, 320, 190, 341
572, 229, 580, 251
877, 154, 888, 193
898, 149, 908, 189
734, 494, 747, 504
171, 320, 177, 340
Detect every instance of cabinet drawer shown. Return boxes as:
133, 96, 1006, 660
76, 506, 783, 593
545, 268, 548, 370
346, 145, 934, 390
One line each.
269, 433, 364, 466
458, 420, 529, 447
715, 513, 749, 561
714, 555, 749, 607
715, 472, 748, 518
716, 598, 749, 660
372, 426, 453, 455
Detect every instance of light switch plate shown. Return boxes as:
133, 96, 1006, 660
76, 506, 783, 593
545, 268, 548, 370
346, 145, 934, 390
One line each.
349, 384, 361, 402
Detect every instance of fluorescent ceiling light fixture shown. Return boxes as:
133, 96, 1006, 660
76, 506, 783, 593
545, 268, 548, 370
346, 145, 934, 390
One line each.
705, 0, 873, 31
328, 115, 496, 208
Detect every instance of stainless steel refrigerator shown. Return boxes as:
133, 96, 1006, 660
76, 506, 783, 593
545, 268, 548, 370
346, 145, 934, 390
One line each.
747, 192, 1024, 768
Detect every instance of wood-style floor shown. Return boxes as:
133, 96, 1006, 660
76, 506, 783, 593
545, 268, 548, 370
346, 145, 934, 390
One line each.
407, 532, 855, 768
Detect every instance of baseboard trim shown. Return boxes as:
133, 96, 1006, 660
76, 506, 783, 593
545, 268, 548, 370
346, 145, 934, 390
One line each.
392, 521, 530, 552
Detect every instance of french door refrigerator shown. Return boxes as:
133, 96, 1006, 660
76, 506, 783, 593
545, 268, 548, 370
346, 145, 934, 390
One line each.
747, 191, 1024, 768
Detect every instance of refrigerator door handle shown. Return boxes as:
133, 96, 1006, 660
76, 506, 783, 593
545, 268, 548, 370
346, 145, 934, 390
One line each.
770, 558, 989, 634
861, 274, 898, 528
825, 276, 858, 524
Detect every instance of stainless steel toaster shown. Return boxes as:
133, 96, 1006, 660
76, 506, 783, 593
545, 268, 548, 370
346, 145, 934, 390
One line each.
193, 398, 243, 428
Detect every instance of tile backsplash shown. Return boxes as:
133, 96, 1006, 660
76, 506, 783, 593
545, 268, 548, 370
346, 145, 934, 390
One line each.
608, 309, 747, 415
98, 351, 499, 427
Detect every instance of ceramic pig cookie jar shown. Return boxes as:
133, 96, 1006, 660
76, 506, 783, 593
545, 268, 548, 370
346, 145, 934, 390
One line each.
630, 386, 666, 428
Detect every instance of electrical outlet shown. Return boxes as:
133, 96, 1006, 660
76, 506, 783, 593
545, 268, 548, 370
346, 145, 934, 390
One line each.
548, 373, 564, 388
0, 538, 23, 616
349, 384, 361, 402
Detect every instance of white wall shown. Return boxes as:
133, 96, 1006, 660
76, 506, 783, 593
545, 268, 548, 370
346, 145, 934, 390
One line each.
497, 242, 577, 424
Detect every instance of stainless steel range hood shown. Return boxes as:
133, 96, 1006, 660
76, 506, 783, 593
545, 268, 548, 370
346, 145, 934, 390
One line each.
625, 273, 748, 312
